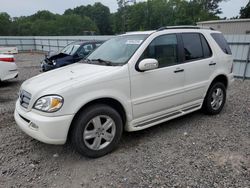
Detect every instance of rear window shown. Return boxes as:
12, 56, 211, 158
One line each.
211, 33, 232, 55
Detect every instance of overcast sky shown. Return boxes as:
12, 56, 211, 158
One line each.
0, 0, 248, 18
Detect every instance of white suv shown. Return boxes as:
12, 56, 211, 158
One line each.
14, 26, 234, 157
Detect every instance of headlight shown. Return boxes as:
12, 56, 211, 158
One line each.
33, 95, 63, 112
52, 60, 56, 66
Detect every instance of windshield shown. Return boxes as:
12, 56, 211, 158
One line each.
87, 34, 148, 64
61, 44, 81, 55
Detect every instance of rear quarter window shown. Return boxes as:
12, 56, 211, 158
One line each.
211, 33, 232, 55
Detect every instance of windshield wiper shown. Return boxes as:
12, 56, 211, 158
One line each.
90, 58, 113, 66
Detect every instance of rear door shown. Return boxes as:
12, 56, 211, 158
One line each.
180, 33, 215, 105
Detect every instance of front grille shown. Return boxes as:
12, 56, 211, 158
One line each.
19, 90, 31, 109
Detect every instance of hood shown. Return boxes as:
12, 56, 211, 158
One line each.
48, 53, 70, 60
45, 53, 72, 65
22, 63, 120, 95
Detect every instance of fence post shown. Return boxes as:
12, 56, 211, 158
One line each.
243, 43, 250, 81
57, 39, 59, 51
5, 38, 8, 46
19, 38, 23, 51
33, 37, 36, 52
48, 39, 51, 52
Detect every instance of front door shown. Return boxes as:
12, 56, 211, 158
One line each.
130, 34, 185, 120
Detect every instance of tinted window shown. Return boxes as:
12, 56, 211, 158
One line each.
140, 34, 178, 68
182, 33, 203, 61
211, 33, 232, 55
200, 34, 212, 58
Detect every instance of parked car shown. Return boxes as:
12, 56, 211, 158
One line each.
0, 54, 18, 82
15, 26, 234, 158
41, 41, 103, 72
0, 46, 18, 54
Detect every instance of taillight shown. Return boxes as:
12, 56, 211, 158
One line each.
0, 57, 15, 62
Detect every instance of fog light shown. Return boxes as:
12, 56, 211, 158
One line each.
29, 122, 39, 130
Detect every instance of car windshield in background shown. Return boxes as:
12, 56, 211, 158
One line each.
61, 44, 81, 55
87, 34, 148, 65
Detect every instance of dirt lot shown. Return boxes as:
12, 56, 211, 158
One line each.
0, 53, 249, 188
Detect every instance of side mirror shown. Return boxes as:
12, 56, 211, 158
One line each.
138, 58, 158, 72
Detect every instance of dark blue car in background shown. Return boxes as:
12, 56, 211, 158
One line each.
41, 40, 103, 72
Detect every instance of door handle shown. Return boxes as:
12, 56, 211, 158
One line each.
174, 68, 184, 73
209, 62, 216, 66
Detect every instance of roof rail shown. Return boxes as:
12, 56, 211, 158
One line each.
157, 25, 215, 31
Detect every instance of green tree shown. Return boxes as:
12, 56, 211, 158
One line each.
55, 14, 98, 35
0, 1, 230, 36
0, 12, 12, 35
10, 11, 98, 36
113, 0, 225, 33
240, 2, 250, 18
64, 3, 113, 34
30, 10, 57, 21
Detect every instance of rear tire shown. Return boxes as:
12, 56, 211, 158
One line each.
202, 82, 226, 115
70, 104, 123, 158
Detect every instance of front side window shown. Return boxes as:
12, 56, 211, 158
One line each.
182, 33, 203, 61
140, 34, 179, 68
87, 34, 148, 65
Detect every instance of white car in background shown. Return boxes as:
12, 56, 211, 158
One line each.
0, 54, 18, 81
0, 46, 18, 54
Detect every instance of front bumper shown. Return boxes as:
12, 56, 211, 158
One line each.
41, 60, 56, 72
14, 101, 74, 145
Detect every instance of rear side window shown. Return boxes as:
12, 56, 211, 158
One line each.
181, 33, 203, 61
211, 33, 232, 55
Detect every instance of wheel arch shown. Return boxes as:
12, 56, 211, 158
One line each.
67, 97, 127, 141
204, 74, 228, 99
210, 74, 228, 89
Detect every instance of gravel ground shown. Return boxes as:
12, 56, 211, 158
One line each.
0, 53, 249, 188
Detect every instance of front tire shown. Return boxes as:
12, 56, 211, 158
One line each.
71, 104, 123, 158
202, 82, 226, 115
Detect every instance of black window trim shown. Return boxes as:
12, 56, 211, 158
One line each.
179, 32, 213, 64
135, 33, 182, 72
